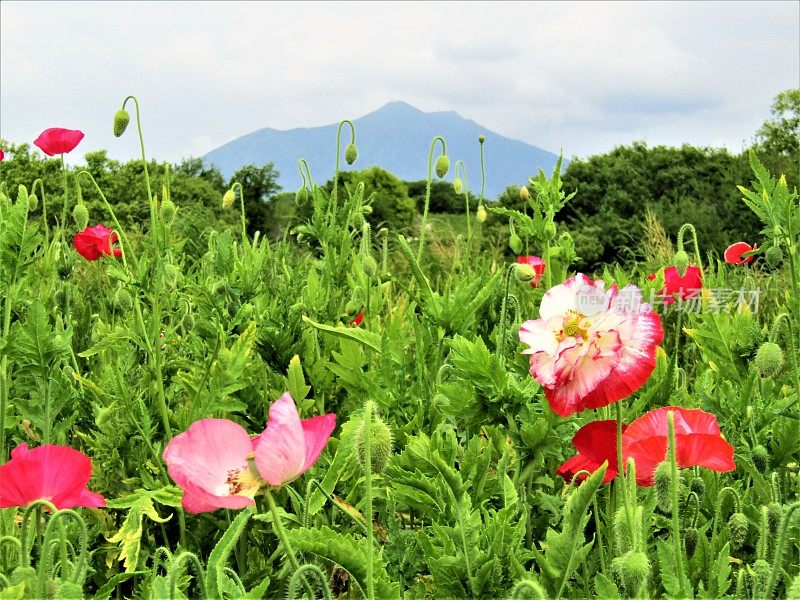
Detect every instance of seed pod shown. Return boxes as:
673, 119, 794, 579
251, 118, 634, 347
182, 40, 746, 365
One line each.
160, 198, 177, 224
345, 143, 358, 165
729, 512, 749, 550
765, 245, 783, 268
674, 249, 690, 277
72, 203, 89, 231
753, 342, 784, 378
113, 109, 130, 137
509, 233, 523, 254
435, 154, 450, 178
355, 405, 393, 473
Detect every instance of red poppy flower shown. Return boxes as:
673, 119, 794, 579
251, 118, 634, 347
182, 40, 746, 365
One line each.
73, 225, 122, 261
33, 128, 85, 157
724, 242, 756, 265
516, 255, 546, 287
647, 265, 703, 305
557, 420, 626, 484
0, 148, 5, 161
622, 406, 735, 486
0, 443, 106, 510
350, 311, 365, 327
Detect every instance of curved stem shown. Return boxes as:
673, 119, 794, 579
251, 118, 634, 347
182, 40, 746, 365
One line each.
331, 120, 355, 225
169, 551, 207, 600
121, 95, 154, 214
298, 159, 314, 192
264, 489, 315, 599
417, 135, 447, 262
762, 501, 800, 597
677, 223, 702, 269
497, 264, 516, 362
667, 412, 687, 598
455, 160, 471, 241
231, 182, 246, 242
615, 402, 636, 552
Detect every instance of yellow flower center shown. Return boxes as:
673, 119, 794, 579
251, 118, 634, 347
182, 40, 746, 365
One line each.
560, 310, 590, 340
224, 460, 263, 498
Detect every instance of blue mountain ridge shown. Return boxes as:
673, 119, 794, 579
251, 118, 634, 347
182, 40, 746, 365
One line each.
203, 101, 561, 199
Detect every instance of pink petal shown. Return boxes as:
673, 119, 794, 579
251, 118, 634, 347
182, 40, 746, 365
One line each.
300, 414, 336, 472
539, 274, 597, 320
254, 393, 306, 486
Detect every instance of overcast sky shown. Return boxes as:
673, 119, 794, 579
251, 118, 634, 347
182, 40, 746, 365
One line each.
1, 1, 798, 165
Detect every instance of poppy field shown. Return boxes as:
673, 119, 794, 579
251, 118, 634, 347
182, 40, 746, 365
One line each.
0, 100, 799, 600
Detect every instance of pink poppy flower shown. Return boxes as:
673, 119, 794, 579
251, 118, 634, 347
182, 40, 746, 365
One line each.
519, 274, 664, 417
0, 444, 106, 510
33, 128, 85, 157
557, 420, 625, 484
254, 392, 336, 487
163, 393, 335, 513
646, 265, 703, 305
622, 406, 735, 486
724, 242, 756, 265
73, 225, 122, 261
516, 255, 547, 287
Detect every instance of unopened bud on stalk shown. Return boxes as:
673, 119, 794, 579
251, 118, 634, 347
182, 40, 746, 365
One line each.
295, 187, 309, 205
113, 109, 130, 137
765, 245, 783, 268
654, 461, 681, 514
362, 256, 378, 278
115, 288, 133, 311
544, 221, 557, 241
752, 559, 770, 594
728, 512, 749, 550
787, 573, 800, 599
160, 198, 177, 224
674, 249, 690, 277
509, 233, 523, 254
519, 186, 529, 201
514, 262, 537, 282
345, 143, 358, 165
435, 154, 450, 178
222, 189, 235, 209
767, 502, 783, 535
751, 444, 769, 471
453, 177, 463, 194
476, 204, 487, 223
73, 203, 89, 231
28, 193, 38, 211
355, 403, 394, 473
612, 506, 632, 555
611, 551, 650, 597
478, 135, 486, 144
689, 476, 705, 497
684, 527, 700, 557
753, 342, 784, 377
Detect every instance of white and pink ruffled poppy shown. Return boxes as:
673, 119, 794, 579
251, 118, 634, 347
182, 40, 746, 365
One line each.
519, 274, 664, 417
163, 393, 335, 514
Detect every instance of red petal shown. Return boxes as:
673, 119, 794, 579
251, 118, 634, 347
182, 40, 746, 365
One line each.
572, 420, 624, 466
33, 128, 85, 157
724, 242, 754, 265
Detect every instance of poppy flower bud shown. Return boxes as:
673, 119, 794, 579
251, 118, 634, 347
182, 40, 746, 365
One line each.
345, 143, 358, 165
514, 262, 537, 282
454, 177, 463, 194
211, 279, 227, 295
544, 221, 557, 241
735, 569, 749, 599
767, 502, 783, 534
113, 109, 130, 137
56, 582, 84, 598
519, 186, 530, 201
751, 444, 769, 471
689, 476, 705, 497
72, 204, 89, 231
752, 559, 769, 593
753, 342, 784, 377
476, 204, 487, 223
654, 461, 682, 514
362, 256, 378, 278
787, 573, 800, 599
160, 198, 177, 224
684, 527, 700, 557
295, 187, 309, 206
345, 300, 359, 316
478, 135, 486, 144
674, 249, 690, 277
728, 512, 748, 549
613, 506, 632, 555
733, 320, 762, 356
115, 288, 133, 311
509, 233, 523, 254
222, 189, 235, 209
765, 245, 783, 268
435, 154, 450, 178
611, 551, 650, 597
355, 403, 393, 474
9, 566, 36, 590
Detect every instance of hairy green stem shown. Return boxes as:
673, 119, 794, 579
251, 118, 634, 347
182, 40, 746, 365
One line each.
330, 120, 355, 226
667, 412, 687, 598
762, 501, 800, 597
121, 95, 153, 213
363, 401, 375, 600
497, 264, 516, 361
417, 136, 447, 262
677, 223, 702, 269
264, 489, 315, 599
231, 182, 247, 242
615, 402, 636, 552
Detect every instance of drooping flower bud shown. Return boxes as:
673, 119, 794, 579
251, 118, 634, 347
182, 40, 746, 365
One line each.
115, 288, 134, 311
728, 512, 749, 550
684, 527, 700, 557
519, 186, 530, 201
544, 221, 557, 241
674, 249, 690, 277
654, 461, 680, 514
113, 109, 130, 137
355, 404, 394, 473
611, 551, 650, 597
28, 193, 38, 212
160, 198, 177, 224
751, 444, 769, 471
478, 135, 486, 144
345, 143, 358, 165
362, 256, 378, 278
767, 502, 783, 535
72, 203, 89, 231
453, 177, 463, 194
689, 476, 706, 497
476, 204, 487, 223
222, 189, 235, 209
514, 262, 537, 283
509, 233, 523, 254
765, 245, 783, 268
295, 187, 309, 206
753, 342, 784, 377
435, 154, 450, 178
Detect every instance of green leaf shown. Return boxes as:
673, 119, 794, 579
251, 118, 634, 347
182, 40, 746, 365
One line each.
206, 509, 252, 598
285, 354, 311, 403
594, 572, 622, 599
91, 571, 146, 600
284, 526, 401, 600
302, 315, 382, 352
78, 326, 131, 357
